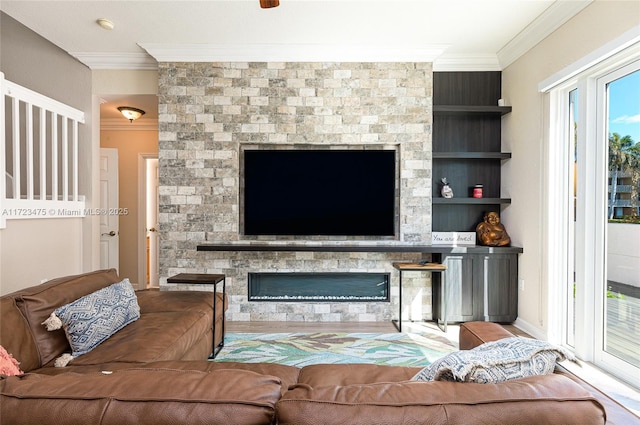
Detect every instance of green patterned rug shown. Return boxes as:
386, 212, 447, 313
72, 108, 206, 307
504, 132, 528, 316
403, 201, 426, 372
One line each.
214, 332, 457, 367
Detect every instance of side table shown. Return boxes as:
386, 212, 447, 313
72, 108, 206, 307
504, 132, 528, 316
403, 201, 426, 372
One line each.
392, 262, 447, 332
166, 273, 226, 359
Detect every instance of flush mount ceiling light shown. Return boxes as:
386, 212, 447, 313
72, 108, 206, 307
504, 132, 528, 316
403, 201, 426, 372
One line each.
260, 0, 279, 8
96, 18, 114, 30
117, 106, 145, 123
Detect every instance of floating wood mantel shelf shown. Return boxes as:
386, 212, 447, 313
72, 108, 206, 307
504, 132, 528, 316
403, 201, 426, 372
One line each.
433, 105, 512, 116
196, 244, 523, 254
432, 152, 512, 159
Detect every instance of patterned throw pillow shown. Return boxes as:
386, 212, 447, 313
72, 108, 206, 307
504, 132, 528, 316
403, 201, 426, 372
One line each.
45, 279, 140, 357
412, 337, 575, 383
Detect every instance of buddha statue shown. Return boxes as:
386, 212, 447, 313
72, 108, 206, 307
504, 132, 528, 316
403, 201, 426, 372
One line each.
476, 211, 511, 247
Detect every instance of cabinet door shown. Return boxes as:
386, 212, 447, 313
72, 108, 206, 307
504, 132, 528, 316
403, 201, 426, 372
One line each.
436, 255, 481, 322
481, 254, 518, 322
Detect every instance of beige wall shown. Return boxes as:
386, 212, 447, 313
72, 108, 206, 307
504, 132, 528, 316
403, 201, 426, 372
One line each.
93, 70, 158, 95
0, 13, 96, 294
100, 130, 158, 286
502, 0, 640, 336
0, 220, 83, 294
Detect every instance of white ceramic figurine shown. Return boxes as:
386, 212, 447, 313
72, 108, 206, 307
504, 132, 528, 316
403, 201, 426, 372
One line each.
440, 178, 453, 198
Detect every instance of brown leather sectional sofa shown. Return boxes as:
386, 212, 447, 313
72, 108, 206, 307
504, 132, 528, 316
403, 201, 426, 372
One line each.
0, 269, 634, 424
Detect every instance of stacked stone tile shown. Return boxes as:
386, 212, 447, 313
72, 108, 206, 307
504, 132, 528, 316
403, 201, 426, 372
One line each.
158, 62, 434, 322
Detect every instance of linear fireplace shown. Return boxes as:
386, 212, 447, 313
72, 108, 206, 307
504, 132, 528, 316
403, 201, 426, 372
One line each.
248, 273, 390, 302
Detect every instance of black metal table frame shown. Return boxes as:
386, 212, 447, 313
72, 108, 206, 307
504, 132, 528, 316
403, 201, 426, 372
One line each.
166, 273, 226, 359
392, 262, 447, 333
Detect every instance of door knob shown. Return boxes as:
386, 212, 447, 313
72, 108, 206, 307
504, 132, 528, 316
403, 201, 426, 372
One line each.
149, 227, 157, 232
102, 230, 116, 236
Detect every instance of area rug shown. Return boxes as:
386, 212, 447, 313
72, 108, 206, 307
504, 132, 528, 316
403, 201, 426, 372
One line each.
214, 332, 457, 367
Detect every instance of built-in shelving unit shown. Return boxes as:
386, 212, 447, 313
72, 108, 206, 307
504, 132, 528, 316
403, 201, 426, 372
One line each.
430, 72, 521, 323
432, 71, 513, 232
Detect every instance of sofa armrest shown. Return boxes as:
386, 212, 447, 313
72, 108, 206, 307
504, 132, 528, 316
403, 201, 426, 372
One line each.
459, 321, 515, 350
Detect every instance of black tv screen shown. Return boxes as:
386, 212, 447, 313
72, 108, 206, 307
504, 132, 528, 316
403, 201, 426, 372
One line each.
243, 149, 396, 236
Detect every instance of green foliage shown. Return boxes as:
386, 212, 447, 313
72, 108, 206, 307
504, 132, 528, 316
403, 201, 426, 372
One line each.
574, 283, 626, 299
608, 133, 640, 219
609, 133, 640, 172
609, 216, 640, 224
607, 286, 625, 299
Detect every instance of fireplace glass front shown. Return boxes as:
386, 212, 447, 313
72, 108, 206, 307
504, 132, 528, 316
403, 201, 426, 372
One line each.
248, 272, 390, 302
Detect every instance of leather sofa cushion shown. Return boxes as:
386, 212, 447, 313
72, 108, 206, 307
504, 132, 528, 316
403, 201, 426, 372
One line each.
200, 362, 301, 394
136, 290, 226, 338
135, 290, 226, 316
277, 374, 606, 425
9, 269, 121, 369
56, 311, 210, 367
145, 361, 301, 394
298, 364, 421, 387
31, 360, 301, 395
1, 368, 283, 425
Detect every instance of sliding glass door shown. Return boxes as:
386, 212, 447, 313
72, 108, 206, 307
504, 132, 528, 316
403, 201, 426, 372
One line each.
597, 64, 640, 377
553, 54, 640, 388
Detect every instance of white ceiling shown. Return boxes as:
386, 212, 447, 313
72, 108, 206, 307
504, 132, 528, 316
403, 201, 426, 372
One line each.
2, 0, 592, 70
1, 0, 592, 127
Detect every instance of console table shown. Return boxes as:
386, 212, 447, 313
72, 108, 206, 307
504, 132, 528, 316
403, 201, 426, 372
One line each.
166, 273, 226, 359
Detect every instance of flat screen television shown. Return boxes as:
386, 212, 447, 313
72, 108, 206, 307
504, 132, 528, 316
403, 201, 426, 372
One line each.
243, 149, 396, 236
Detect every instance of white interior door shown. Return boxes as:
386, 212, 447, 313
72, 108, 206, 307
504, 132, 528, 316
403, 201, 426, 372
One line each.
146, 158, 159, 287
100, 148, 119, 271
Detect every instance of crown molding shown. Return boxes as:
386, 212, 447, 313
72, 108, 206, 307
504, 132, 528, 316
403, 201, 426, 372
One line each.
70, 52, 158, 70
138, 43, 450, 63
497, 0, 593, 69
433, 54, 501, 72
100, 118, 158, 131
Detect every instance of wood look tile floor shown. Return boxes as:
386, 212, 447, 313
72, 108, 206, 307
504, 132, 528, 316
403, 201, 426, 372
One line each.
226, 320, 530, 348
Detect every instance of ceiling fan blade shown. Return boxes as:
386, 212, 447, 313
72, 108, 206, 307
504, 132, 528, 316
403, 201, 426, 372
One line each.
260, 0, 280, 8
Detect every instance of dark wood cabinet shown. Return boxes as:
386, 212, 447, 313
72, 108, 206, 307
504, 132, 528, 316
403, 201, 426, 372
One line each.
433, 251, 519, 323
434, 254, 480, 322
482, 253, 519, 322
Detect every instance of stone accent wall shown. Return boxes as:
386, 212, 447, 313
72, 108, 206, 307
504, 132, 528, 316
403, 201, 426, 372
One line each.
158, 62, 434, 322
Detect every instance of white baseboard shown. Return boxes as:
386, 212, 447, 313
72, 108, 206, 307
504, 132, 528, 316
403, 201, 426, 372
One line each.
513, 318, 549, 341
